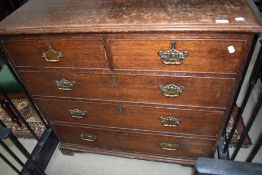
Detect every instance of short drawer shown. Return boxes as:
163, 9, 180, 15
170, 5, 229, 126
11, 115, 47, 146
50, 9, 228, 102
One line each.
110, 38, 245, 73
52, 123, 216, 159
20, 71, 234, 108
4, 38, 108, 69
35, 98, 224, 137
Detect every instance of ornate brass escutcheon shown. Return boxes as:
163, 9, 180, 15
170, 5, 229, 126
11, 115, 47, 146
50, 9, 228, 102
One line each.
42, 45, 63, 62
80, 133, 96, 142
157, 42, 189, 65
160, 117, 182, 127
69, 109, 87, 119
55, 79, 75, 91
160, 84, 184, 98
160, 143, 180, 151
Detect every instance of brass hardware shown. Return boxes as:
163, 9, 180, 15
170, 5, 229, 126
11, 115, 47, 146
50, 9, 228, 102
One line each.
42, 45, 63, 62
111, 75, 117, 84
118, 105, 124, 113
122, 132, 129, 137
69, 109, 87, 119
80, 133, 96, 142
55, 79, 75, 91
160, 117, 182, 127
160, 84, 184, 98
160, 143, 180, 151
158, 42, 189, 65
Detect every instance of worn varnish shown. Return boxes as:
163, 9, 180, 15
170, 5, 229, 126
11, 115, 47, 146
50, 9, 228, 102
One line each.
0, 0, 261, 165
0, 0, 261, 34
4, 39, 107, 69
52, 123, 216, 160
110, 37, 246, 74
18, 71, 234, 109
35, 98, 224, 137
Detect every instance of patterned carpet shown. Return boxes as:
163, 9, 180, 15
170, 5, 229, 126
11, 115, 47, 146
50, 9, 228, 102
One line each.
225, 106, 252, 148
0, 99, 251, 147
0, 99, 45, 137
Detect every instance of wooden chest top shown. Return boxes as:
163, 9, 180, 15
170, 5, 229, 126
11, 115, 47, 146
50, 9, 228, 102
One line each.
0, 0, 261, 35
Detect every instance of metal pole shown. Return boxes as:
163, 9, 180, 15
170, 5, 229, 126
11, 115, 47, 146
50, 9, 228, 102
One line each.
0, 48, 48, 128
0, 86, 40, 141
231, 92, 262, 160
0, 152, 20, 174
223, 37, 262, 153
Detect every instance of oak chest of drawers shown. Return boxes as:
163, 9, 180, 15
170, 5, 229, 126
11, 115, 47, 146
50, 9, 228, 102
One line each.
0, 0, 261, 165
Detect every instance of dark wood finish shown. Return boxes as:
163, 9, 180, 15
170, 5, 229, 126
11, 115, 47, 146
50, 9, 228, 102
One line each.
18, 71, 234, 109
3, 38, 108, 69
0, 0, 261, 34
110, 37, 245, 74
34, 98, 224, 137
52, 123, 216, 159
59, 147, 75, 156
0, 0, 261, 166
0, 92, 25, 100
59, 143, 197, 165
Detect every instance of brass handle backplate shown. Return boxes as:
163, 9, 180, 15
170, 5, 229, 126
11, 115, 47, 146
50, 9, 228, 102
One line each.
160, 84, 184, 98
80, 133, 96, 142
69, 109, 87, 119
55, 79, 75, 91
158, 42, 189, 65
42, 45, 63, 62
160, 143, 180, 151
160, 117, 182, 127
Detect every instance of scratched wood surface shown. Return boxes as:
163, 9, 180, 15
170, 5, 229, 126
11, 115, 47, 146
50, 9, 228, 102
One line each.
52, 123, 216, 159
0, 0, 261, 34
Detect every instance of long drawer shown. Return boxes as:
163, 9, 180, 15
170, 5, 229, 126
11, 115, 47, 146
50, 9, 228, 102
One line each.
52, 123, 216, 159
3, 38, 108, 69
19, 71, 234, 108
109, 38, 245, 73
35, 98, 224, 137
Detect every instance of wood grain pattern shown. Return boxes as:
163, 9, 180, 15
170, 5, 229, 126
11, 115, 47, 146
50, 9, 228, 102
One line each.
52, 123, 216, 159
0, 0, 259, 165
0, 0, 261, 35
19, 71, 234, 109
4, 39, 108, 69
59, 143, 196, 165
35, 98, 223, 137
110, 38, 245, 73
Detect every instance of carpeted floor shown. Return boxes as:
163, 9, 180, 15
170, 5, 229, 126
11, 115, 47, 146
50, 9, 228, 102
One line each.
0, 99, 45, 137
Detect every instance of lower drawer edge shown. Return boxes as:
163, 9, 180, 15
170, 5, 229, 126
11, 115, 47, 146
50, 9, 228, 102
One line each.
59, 143, 197, 165
52, 123, 216, 163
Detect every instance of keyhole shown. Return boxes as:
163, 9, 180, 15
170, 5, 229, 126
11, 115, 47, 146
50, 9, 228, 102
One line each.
118, 105, 124, 113
120, 132, 129, 139
171, 42, 177, 50
111, 75, 117, 85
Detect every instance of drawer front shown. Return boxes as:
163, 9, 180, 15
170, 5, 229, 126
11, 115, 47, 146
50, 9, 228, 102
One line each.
20, 71, 233, 108
35, 98, 223, 137
52, 123, 216, 159
110, 39, 244, 73
4, 39, 108, 69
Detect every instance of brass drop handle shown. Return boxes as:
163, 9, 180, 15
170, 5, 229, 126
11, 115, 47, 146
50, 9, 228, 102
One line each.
160, 143, 180, 151
158, 42, 189, 65
80, 133, 96, 142
69, 109, 87, 119
42, 45, 63, 62
160, 84, 184, 98
160, 117, 182, 127
55, 79, 75, 91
